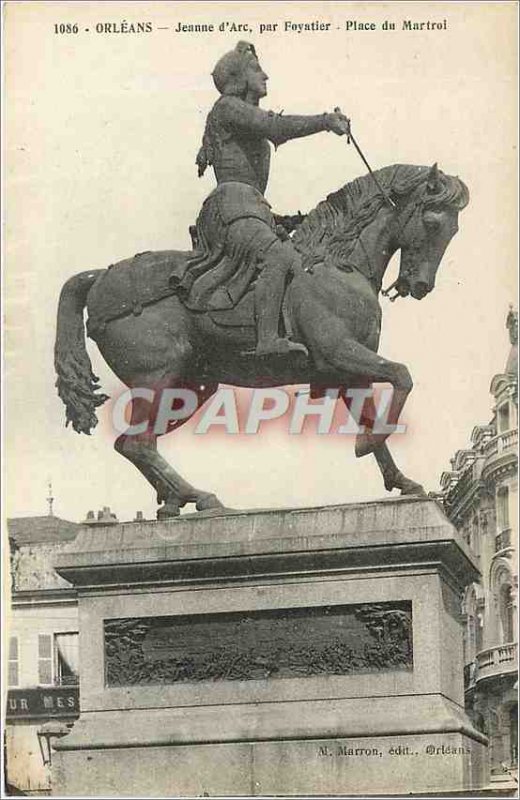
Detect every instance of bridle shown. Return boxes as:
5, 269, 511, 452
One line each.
380, 200, 426, 301
339, 123, 436, 301
346, 193, 424, 299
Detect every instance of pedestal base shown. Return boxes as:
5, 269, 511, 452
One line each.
53, 498, 488, 796
54, 732, 486, 797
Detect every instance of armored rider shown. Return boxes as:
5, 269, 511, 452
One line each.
176, 41, 350, 357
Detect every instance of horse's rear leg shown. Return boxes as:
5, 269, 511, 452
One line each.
373, 442, 426, 496
114, 387, 224, 518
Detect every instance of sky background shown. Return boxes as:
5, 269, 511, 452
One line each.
4, 1, 518, 522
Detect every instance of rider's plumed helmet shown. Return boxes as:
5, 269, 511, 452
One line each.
212, 41, 259, 96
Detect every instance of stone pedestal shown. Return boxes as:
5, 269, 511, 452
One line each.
53, 497, 488, 796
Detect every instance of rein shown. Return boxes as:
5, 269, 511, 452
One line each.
340, 116, 396, 212
336, 123, 430, 301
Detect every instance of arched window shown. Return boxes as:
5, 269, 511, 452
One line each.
489, 560, 515, 647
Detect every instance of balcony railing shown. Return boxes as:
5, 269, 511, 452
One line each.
495, 528, 512, 552
475, 642, 518, 683
484, 428, 518, 459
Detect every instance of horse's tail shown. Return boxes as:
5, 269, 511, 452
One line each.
54, 270, 109, 435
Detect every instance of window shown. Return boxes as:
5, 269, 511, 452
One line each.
496, 487, 510, 532
471, 514, 480, 556
466, 615, 476, 661
475, 612, 484, 653
462, 525, 471, 547
463, 587, 483, 662
38, 634, 53, 685
8, 636, 19, 687
499, 585, 515, 643
466, 611, 484, 661
55, 633, 79, 686
510, 705, 518, 768
498, 403, 510, 433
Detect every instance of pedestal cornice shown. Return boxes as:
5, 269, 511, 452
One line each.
55, 497, 479, 591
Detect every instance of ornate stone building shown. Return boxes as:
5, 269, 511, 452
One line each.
440, 307, 518, 787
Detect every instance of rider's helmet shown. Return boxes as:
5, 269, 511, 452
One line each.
212, 41, 259, 96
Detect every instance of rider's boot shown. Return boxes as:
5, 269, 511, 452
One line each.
254, 246, 308, 358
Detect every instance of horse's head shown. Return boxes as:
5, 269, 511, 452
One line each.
392, 164, 469, 300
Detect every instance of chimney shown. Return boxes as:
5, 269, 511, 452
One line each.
83, 507, 119, 526
134, 511, 144, 522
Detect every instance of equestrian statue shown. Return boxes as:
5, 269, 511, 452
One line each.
54, 41, 470, 518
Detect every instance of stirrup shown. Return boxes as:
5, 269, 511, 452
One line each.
241, 338, 309, 359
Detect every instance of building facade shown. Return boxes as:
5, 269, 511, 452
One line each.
5, 507, 119, 794
440, 308, 518, 787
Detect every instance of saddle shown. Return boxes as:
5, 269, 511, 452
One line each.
85, 249, 287, 339
86, 250, 182, 339
86, 211, 307, 339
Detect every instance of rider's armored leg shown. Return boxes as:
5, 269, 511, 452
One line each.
255, 242, 308, 357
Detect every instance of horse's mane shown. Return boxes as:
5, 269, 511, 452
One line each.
292, 164, 469, 272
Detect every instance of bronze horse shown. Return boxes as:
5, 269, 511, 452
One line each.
55, 163, 469, 517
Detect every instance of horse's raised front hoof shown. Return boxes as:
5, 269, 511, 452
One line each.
196, 492, 225, 512
157, 501, 181, 520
